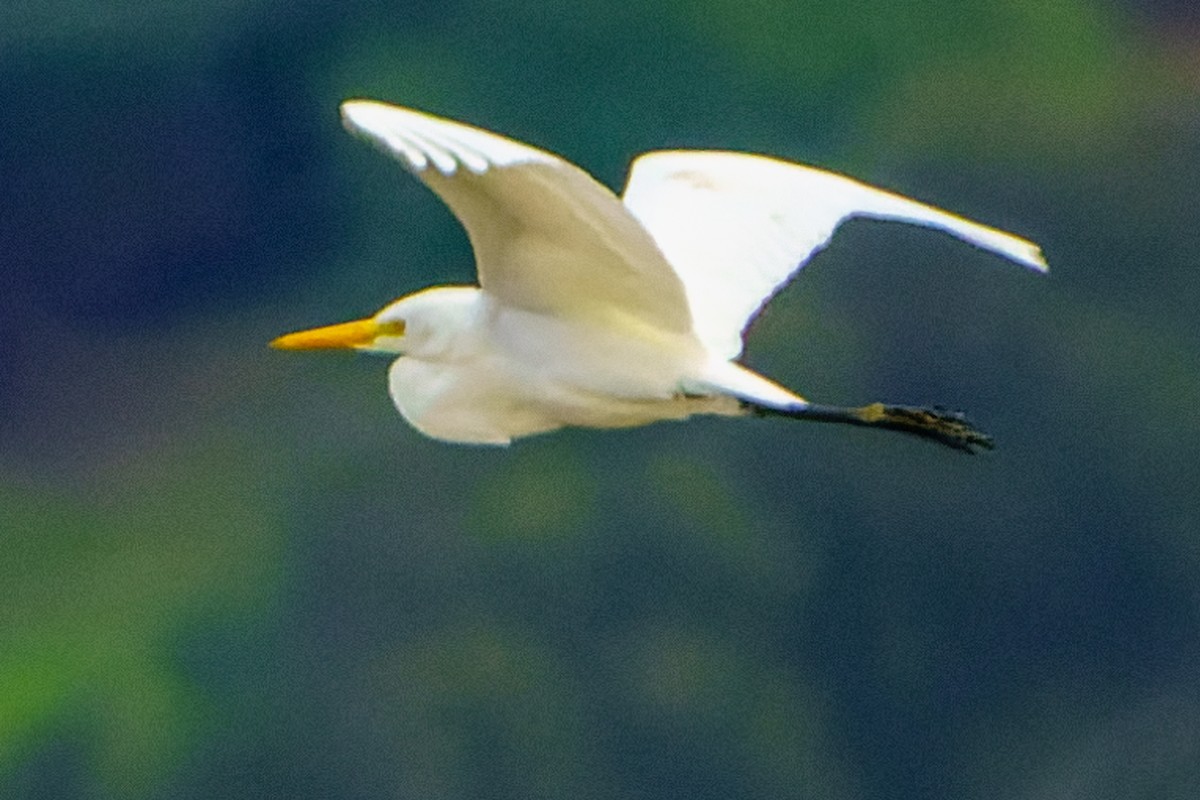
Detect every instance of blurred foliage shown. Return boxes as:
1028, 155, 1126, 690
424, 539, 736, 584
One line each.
2, 0, 1199, 798
0, 436, 282, 795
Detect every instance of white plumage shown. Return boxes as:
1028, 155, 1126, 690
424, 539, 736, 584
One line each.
622, 150, 1046, 359
274, 100, 1046, 451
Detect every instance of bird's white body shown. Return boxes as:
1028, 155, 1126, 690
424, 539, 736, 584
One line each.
274, 100, 1046, 448
378, 286, 760, 444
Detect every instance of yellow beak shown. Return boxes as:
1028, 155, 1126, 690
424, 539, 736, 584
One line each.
270, 317, 382, 351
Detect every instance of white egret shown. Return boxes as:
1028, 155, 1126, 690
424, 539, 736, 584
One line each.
273, 100, 1046, 452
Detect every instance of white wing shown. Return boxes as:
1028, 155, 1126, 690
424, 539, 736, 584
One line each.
622, 151, 1048, 359
341, 101, 692, 333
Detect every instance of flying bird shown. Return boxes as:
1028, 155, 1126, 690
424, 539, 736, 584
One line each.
273, 100, 1046, 452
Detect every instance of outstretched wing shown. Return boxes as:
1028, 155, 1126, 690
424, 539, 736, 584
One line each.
622, 150, 1047, 359
341, 101, 692, 333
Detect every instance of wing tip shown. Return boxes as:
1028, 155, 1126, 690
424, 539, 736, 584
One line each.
1008, 238, 1050, 274
340, 98, 387, 134
337, 99, 452, 174
336, 98, 549, 174
1030, 246, 1050, 274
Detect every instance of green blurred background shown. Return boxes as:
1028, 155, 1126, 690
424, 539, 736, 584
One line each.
3, 1, 1198, 798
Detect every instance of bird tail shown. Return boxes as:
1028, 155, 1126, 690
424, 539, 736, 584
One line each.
685, 362, 807, 408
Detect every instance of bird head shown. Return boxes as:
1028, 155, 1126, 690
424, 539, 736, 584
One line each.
271, 286, 478, 356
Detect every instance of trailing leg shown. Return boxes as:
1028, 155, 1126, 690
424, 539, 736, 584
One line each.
745, 400, 995, 454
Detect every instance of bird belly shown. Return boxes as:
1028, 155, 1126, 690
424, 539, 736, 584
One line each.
388, 304, 736, 444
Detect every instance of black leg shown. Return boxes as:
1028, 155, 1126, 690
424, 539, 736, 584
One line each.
745, 400, 995, 454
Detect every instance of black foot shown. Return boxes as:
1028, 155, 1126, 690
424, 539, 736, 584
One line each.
856, 403, 995, 454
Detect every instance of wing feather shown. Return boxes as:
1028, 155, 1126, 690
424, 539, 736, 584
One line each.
341, 101, 692, 333
622, 150, 1047, 359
